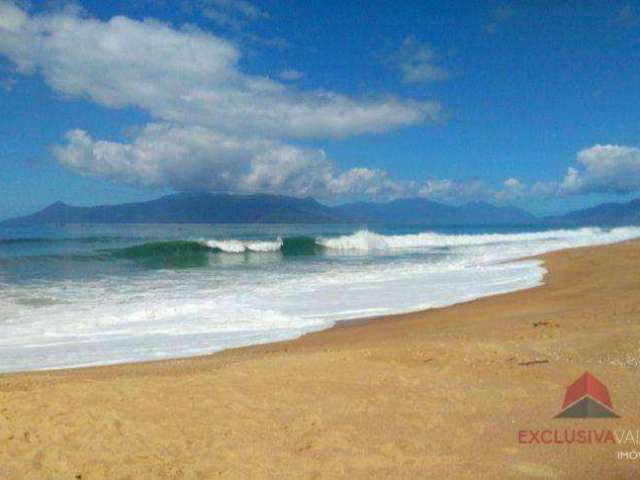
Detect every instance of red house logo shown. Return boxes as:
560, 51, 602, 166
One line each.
555, 372, 618, 418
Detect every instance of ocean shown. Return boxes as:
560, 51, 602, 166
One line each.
1, 223, 639, 373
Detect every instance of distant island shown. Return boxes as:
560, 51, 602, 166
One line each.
2, 192, 640, 227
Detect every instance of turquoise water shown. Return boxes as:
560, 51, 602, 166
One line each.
1, 223, 639, 373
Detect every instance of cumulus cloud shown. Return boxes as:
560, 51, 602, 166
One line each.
392, 35, 448, 84
418, 179, 492, 202
54, 110, 574, 204
415, 143, 640, 203
503, 177, 523, 191
54, 122, 465, 201
328, 168, 406, 197
494, 177, 526, 200
560, 144, 640, 195
443, 143, 640, 201
417, 177, 561, 203
54, 124, 407, 198
15, 2, 635, 205
0, 1, 444, 198
55, 125, 272, 191
0, 2, 440, 140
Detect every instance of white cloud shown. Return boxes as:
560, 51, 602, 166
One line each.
186, 0, 269, 31
278, 68, 304, 81
472, 144, 640, 200
200, 0, 268, 30
415, 142, 640, 202
55, 125, 271, 191
417, 177, 559, 203
5, 3, 637, 207
392, 35, 448, 84
239, 144, 332, 196
0, 1, 445, 198
503, 177, 520, 189
494, 177, 526, 200
207, 0, 267, 21
181, 0, 285, 48
0, 2, 440, 140
560, 144, 640, 195
418, 179, 491, 202
426, 144, 640, 201
328, 168, 405, 197
54, 124, 407, 198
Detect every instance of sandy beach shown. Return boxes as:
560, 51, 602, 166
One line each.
1, 240, 640, 479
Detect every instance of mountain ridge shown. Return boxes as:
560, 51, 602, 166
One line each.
2, 192, 639, 227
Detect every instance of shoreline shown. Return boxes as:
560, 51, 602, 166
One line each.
1, 240, 640, 478
0, 266, 548, 381
0, 257, 547, 378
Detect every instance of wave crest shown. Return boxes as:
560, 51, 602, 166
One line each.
316, 227, 640, 251
202, 238, 283, 253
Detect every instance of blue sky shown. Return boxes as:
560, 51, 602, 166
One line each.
1, 0, 640, 219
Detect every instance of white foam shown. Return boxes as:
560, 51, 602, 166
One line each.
202, 237, 283, 253
317, 227, 640, 251
1, 226, 639, 373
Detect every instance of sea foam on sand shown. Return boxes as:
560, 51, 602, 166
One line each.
1, 226, 639, 373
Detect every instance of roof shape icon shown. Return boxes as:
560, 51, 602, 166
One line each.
555, 372, 618, 418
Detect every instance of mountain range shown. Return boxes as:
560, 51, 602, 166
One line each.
1, 192, 639, 227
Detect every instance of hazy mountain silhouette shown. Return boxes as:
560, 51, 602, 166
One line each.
2, 192, 639, 227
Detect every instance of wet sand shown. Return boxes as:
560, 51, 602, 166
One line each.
1, 240, 640, 479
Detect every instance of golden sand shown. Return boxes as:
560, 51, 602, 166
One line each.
1, 240, 640, 479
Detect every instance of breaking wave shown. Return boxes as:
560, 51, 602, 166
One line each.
5, 227, 640, 269
202, 238, 283, 253
3, 223, 640, 372
315, 227, 640, 251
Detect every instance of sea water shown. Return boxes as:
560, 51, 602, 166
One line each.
1, 223, 639, 373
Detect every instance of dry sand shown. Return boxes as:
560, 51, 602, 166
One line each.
1, 240, 640, 479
